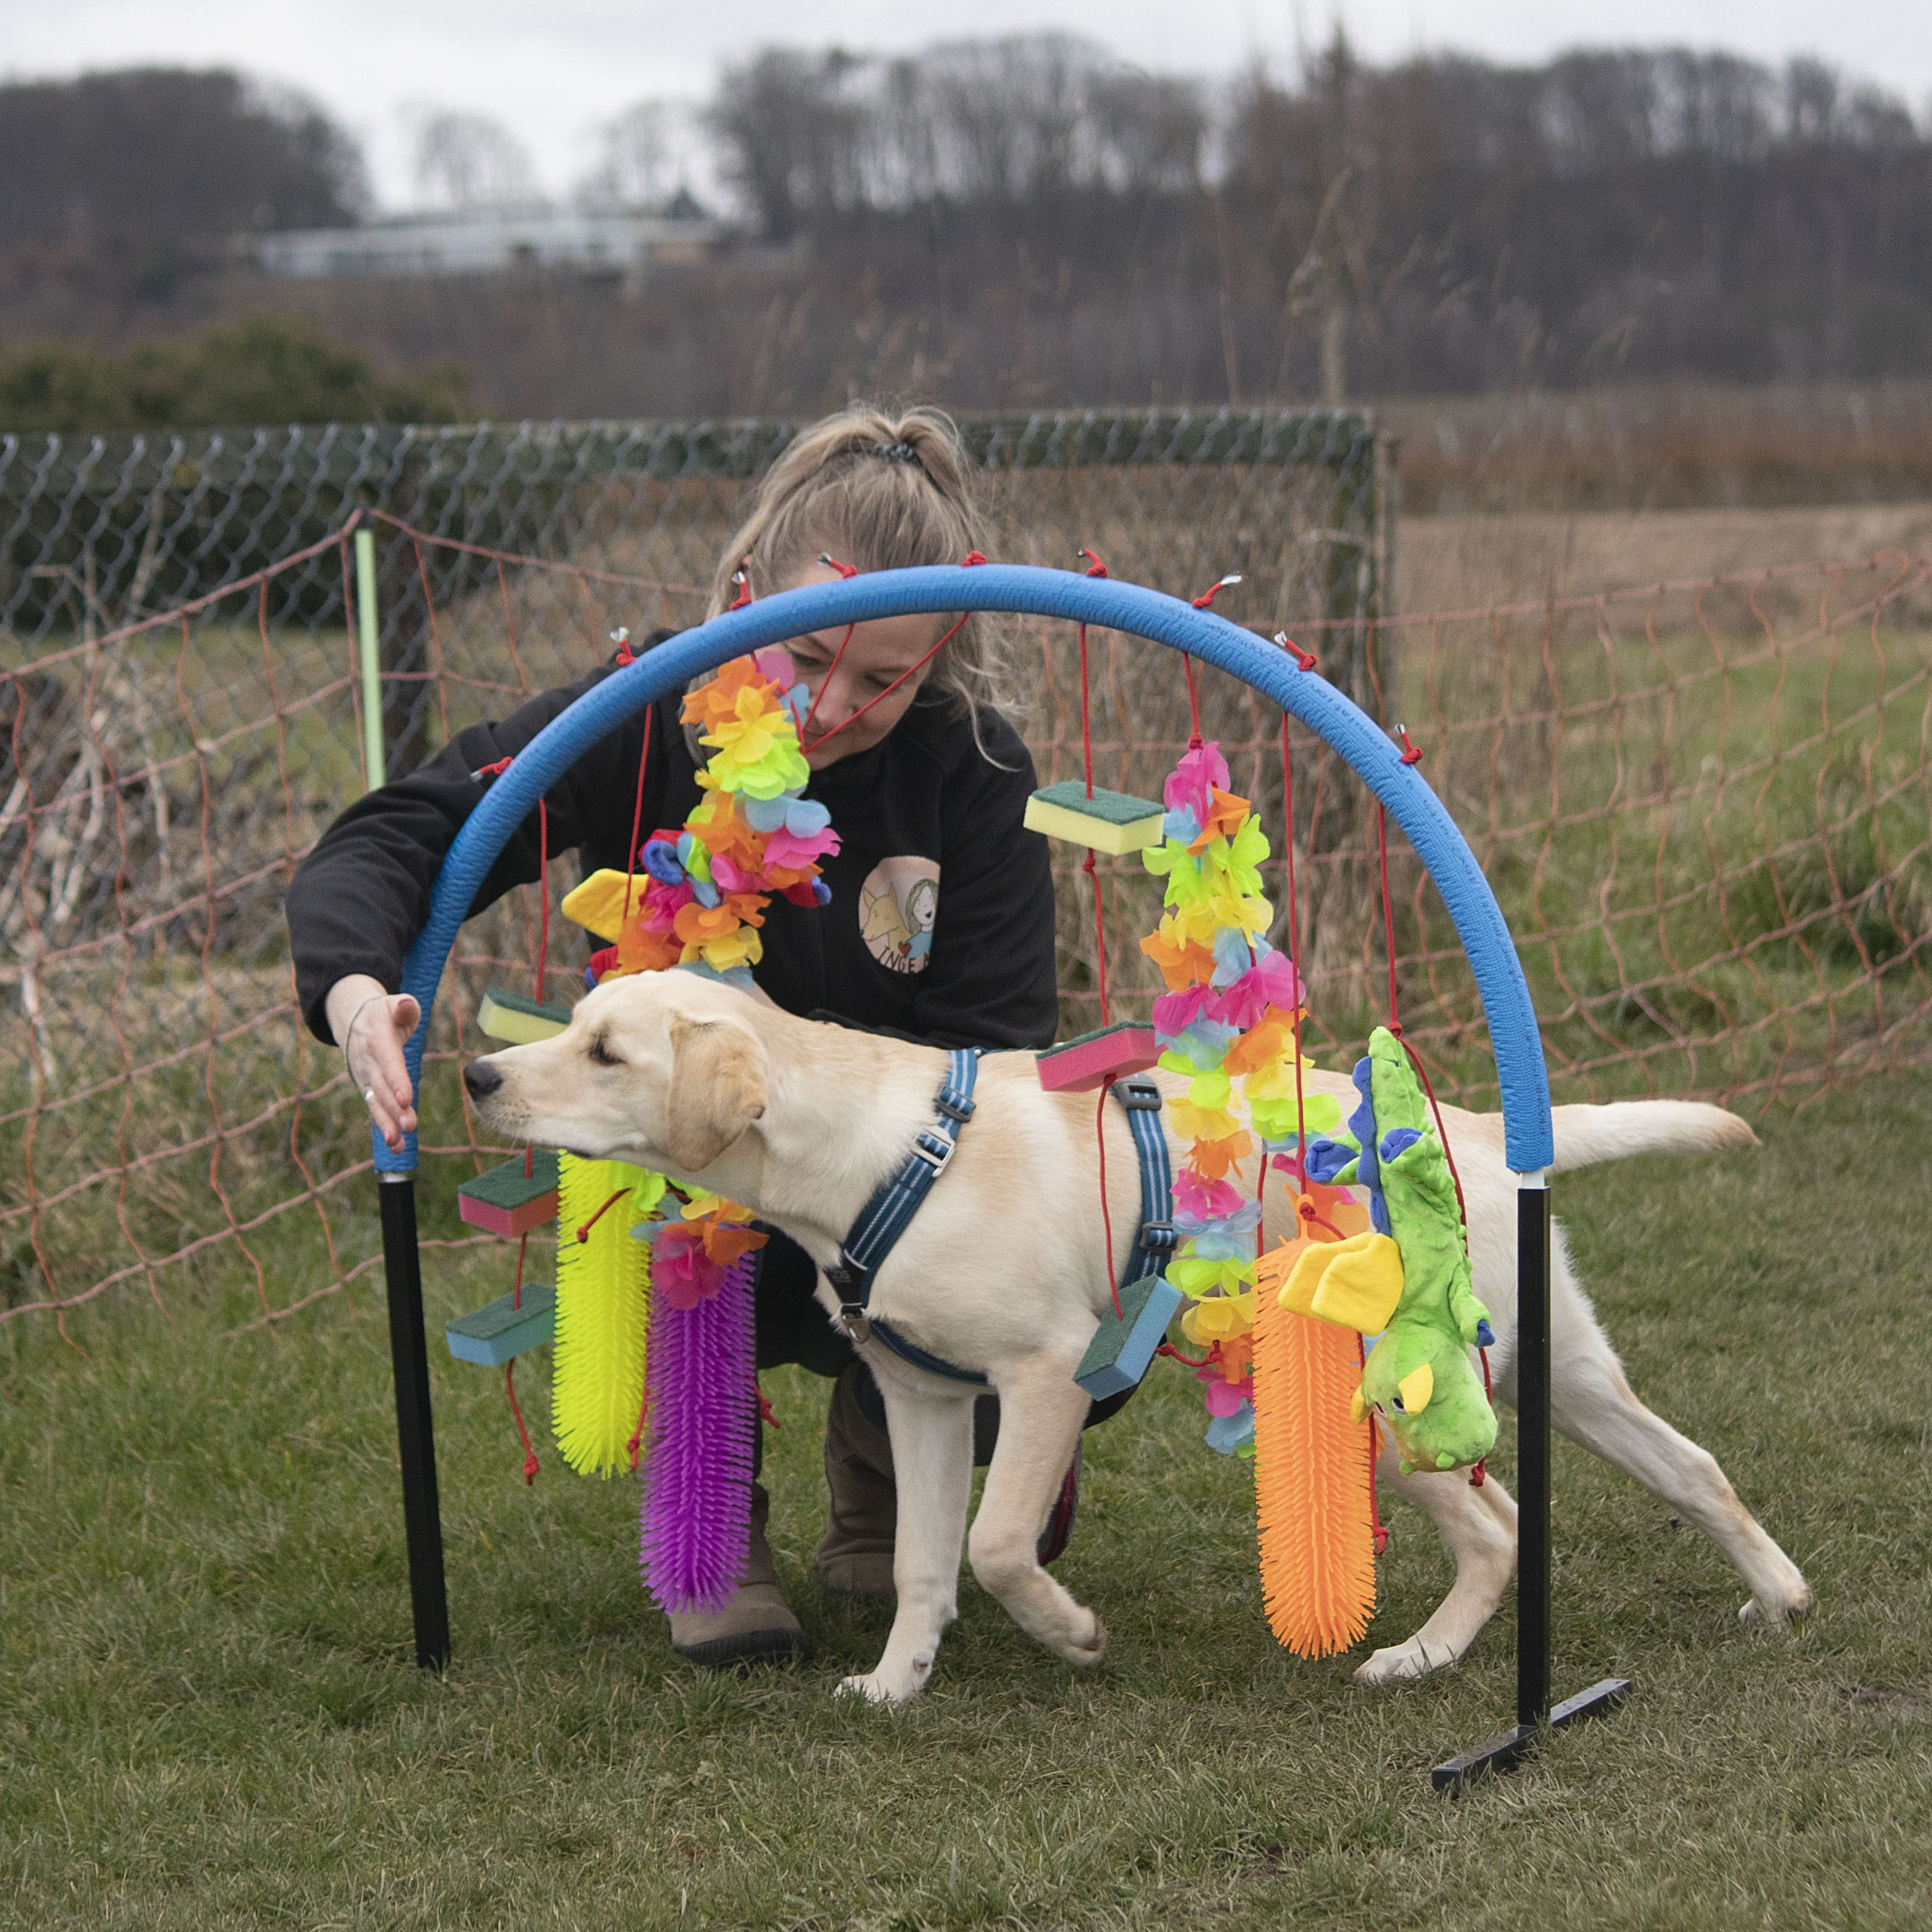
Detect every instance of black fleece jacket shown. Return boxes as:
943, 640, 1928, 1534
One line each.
286, 645, 1060, 1053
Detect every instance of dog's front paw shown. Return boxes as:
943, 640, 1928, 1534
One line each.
835, 1654, 934, 1706
1353, 1637, 1454, 1684
1052, 1610, 1106, 1669
1740, 1579, 1815, 1628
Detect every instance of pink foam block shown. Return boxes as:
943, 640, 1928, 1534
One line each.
1036, 1022, 1162, 1093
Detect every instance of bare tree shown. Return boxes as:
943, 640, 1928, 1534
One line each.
706, 48, 869, 239
409, 107, 540, 208
579, 100, 698, 209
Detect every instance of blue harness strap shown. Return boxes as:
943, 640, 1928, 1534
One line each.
1111, 1076, 1177, 1273
827, 1057, 1173, 1386
825, 1049, 988, 1383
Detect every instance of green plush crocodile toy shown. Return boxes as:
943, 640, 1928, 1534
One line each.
1280, 1026, 1497, 1475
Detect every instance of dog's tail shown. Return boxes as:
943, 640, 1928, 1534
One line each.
1546, 1100, 1758, 1174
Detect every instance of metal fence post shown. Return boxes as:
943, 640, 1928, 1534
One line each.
354, 527, 386, 790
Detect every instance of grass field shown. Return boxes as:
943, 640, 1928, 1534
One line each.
3, 1072, 1928, 1930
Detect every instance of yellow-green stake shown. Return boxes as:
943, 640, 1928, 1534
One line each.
355, 527, 386, 789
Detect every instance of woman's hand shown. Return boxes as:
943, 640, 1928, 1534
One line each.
325, 974, 421, 1152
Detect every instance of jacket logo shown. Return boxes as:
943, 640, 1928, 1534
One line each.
859, 857, 939, 974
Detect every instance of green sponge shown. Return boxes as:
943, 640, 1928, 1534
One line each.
457, 1151, 561, 1238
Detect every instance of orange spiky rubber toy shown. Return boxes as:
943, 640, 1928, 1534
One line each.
1251, 1183, 1380, 1657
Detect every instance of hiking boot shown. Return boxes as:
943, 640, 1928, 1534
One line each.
669, 1479, 808, 1667
815, 1361, 898, 1600
814, 1362, 1084, 1598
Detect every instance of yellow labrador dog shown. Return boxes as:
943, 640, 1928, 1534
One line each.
464, 969, 1811, 1703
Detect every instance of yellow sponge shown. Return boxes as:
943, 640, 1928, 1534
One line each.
477, 986, 571, 1044
1023, 780, 1164, 855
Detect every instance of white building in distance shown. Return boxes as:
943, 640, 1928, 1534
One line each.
254, 204, 721, 280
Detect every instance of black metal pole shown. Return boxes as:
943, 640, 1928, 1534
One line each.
1515, 1175, 1552, 1729
1432, 1171, 1631, 1792
378, 1171, 450, 1671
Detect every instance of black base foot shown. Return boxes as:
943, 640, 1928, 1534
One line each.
1431, 1677, 1632, 1794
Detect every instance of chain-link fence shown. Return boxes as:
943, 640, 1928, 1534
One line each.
2, 410, 1389, 1331
8, 412, 1931, 1339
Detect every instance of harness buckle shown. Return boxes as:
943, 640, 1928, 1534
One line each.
838, 1304, 873, 1346
1117, 1079, 1164, 1111
1140, 1219, 1179, 1254
910, 1129, 957, 1176
934, 1088, 976, 1124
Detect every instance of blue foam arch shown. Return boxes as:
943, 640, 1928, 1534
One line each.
376, 565, 1553, 1174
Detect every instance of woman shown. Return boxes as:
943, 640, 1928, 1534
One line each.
287, 405, 1066, 1667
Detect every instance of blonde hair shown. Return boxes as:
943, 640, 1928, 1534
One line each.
708, 404, 1023, 743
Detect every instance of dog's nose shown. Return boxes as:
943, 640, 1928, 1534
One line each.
463, 1059, 504, 1100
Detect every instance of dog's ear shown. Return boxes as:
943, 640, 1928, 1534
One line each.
662, 1015, 768, 1172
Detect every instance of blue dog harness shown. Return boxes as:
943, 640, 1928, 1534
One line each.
824, 1054, 1174, 1386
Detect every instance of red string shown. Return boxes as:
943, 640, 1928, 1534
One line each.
626, 1383, 651, 1471
504, 1217, 540, 1480
1077, 623, 1096, 798
1180, 655, 1202, 746
1361, 1346, 1389, 1552
1189, 574, 1240, 610
803, 610, 968, 755
754, 1378, 781, 1429
1469, 1345, 1494, 1487
1071, 599, 1125, 1321
575, 1187, 630, 1242
1373, 793, 1490, 1471
620, 700, 655, 927
534, 798, 550, 1004
728, 565, 752, 610
1280, 714, 1309, 1177
1094, 1084, 1122, 1321
798, 620, 858, 743
506, 1361, 540, 1484
1396, 724, 1423, 765
1374, 803, 1401, 1032
1156, 1338, 1213, 1369
1276, 629, 1319, 673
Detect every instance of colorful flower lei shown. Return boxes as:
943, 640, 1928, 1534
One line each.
1140, 741, 1343, 1454
560, 645, 841, 1300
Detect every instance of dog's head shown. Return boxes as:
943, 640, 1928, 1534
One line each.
462, 971, 769, 1184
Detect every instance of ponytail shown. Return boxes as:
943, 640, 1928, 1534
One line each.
709, 405, 1023, 746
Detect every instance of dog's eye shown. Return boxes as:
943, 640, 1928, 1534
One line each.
588, 1035, 623, 1068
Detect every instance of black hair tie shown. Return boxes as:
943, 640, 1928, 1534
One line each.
874, 440, 921, 463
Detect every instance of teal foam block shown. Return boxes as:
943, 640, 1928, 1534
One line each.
446, 1283, 557, 1366
1075, 1272, 1184, 1400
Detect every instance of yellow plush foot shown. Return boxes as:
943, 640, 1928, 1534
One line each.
561, 867, 652, 941
1278, 1230, 1404, 1334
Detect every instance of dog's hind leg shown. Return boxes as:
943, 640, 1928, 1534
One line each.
967, 1360, 1106, 1670
1543, 1337, 1813, 1626
1355, 1447, 1519, 1684
838, 1374, 977, 1705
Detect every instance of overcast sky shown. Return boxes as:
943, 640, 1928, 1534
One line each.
7, 0, 1927, 208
